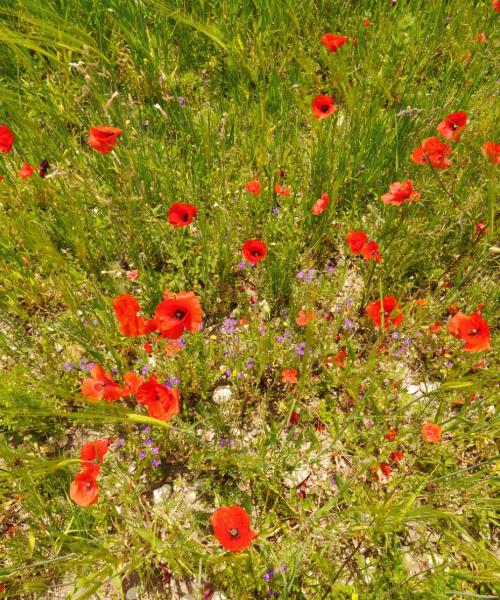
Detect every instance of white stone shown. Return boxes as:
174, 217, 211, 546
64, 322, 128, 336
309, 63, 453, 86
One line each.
153, 484, 172, 505
125, 586, 138, 600
283, 467, 310, 488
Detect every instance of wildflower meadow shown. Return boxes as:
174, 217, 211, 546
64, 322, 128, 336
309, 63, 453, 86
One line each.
0, 0, 498, 598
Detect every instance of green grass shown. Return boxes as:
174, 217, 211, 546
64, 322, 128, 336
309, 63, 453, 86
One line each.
0, 0, 498, 598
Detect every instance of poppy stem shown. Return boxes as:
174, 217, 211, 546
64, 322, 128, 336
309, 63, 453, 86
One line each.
433, 230, 483, 286
429, 164, 457, 203
358, 262, 376, 315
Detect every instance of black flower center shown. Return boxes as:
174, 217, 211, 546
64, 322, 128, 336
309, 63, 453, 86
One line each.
321, 104, 330, 112
182, 213, 189, 222
470, 328, 478, 336
85, 482, 93, 490
175, 309, 186, 320
229, 528, 239, 538
251, 250, 261, 257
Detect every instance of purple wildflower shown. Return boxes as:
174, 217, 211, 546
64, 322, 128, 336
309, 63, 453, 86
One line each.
222, 318, 238, 335
390, 331, 399, 340
139, 450, 147, 460
151, 458, 161, 467
152, 447, 159, 455
116, 438, 126, 449
140, 364, 149, 376
165, 376, 180, 389
342, 317, 354, 330
263, 568, 275, 582
63, 361, 73, 372
295, 342, 306, 357
178, 96, 186, 107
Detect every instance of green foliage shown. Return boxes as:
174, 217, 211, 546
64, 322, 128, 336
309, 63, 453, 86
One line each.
0, 0, 498, 598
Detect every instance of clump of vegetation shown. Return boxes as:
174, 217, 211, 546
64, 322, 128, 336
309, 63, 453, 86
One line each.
0, 1, 498, 598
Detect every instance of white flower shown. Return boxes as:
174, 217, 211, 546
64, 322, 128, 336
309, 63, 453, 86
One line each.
212, 385, 232, 404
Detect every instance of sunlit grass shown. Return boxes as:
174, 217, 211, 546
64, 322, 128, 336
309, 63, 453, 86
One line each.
0, 0, 498, 598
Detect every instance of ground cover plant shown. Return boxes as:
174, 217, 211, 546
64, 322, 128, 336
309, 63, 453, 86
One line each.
0, 0, 499, 598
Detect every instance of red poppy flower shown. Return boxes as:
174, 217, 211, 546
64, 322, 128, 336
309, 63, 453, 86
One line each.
290, 410, 300, 425
81, 365, 125, 402
80, 439, 109, 476
436, 111, 467, 142
474, 33, 488, 42
366, 295, 403, 330
296, 310, 315, 326
475, 221, 487, 234
481, 141, 499, 164
155, 291, 202, 339
210, 506, 257, 552
381, 180, 420, 205
493, 0, 500, 12
0, 175, 3, 183
88, 126, 122, 154
346, 230, 368, 254
384, 429, 397, 441
390, 450, 404, 463
360, 240, 382, 262
311, 95, 337, 120
422, 422, 441, 443
363, 18, 372, 26
245, 179, 261, 195
333, 348, 347, 368
312, 193, 330, 215
113, 294, 157, 337
242, 239, 267, 264
70, 471, 99, 507
0, 125, 14, 154
168, 203, 198, 227
410, 137, 452, 169
122, 372, 144, 396
374, 462, 391, 480
320, 33, 349, 53
126, 269, 139, 280
428, 321, 442, 334
18, 163, 36, 179
448, 310, 491, 352
136, 377, 180, 421
274, 184, 290, 196
282, 368, 297, 383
